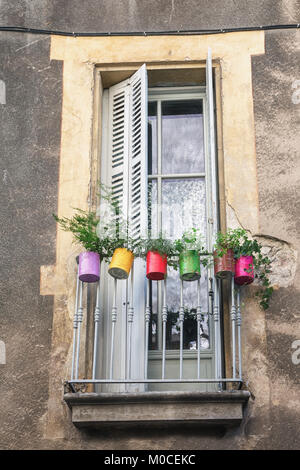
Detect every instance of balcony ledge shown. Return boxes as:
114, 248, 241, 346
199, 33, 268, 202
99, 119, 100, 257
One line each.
64, 390, 250, 429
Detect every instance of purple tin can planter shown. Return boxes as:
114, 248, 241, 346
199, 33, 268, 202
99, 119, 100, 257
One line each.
234, 255, 254, 286
78, 252, 100, 283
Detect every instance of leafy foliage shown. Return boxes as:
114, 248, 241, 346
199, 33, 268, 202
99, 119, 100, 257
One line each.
214, 228, 274, 310
139, 232, 176, 266
53, 209, 113, 261
53, 183, 143, 260
173, 228, 205, 253
173, 228, 210, 268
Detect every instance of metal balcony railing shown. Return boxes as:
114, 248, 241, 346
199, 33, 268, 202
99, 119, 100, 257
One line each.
65, 259, 244, 393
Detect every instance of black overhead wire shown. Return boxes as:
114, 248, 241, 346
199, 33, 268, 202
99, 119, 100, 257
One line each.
0, 24, 299, 37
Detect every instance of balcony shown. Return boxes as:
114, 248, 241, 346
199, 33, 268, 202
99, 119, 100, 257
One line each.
64, 258, 250, 429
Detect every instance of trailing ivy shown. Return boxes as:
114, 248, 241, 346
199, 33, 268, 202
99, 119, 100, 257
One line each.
214, 228, 274, 310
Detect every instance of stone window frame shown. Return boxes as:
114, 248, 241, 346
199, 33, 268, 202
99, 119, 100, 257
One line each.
40, 32, 265, 434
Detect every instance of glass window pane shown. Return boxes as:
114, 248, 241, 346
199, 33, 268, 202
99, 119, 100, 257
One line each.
149, 280, 159, 350
161, 178, 207, 243
165, 268, 209, 351
162, 100, 204, 174
148, 179, 158, 238
161, 178, 209, 350
148, 101, 158, 175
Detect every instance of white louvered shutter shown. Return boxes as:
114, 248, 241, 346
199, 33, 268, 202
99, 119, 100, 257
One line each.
206, 48, 219, 250
104, 65, 148, 387
128, 65, 148, 242
107, 65, 148, 240
108, 79, 130, 229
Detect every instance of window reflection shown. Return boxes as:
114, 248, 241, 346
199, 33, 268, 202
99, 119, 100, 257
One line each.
148, 101, 157, 174
162, 100, 204, 174
161, 178, 207, 241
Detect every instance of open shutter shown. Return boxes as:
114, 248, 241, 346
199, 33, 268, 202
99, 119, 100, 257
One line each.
128, 64, 148, 241
103, 65, 148, 389
107, 65, 148, 240
108, 78, 130, 226
206, 49, 221, 386
127, 65, 148, 386
206, 48, 219, 250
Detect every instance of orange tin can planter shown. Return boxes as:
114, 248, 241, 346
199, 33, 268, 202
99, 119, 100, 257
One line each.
214, 249, 235, 279
146, 251, 167, 281
108, 248, 134, 279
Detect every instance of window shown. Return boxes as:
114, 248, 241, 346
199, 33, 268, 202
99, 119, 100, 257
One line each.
64, 49, 250, 428
95, 52, 220, 393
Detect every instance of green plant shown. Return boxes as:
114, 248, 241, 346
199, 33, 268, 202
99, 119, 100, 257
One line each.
53, 209, 113, 261
173, 228, 210, 268
174, 228, 205, 253
138, 232, 176, 267
97, 182, 144, 256
214, 228, 274, 310
214, 228, 245, 257
253, 253, 273, 311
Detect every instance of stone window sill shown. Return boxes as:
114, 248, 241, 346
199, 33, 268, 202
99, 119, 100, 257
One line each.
64, 390, 250, 429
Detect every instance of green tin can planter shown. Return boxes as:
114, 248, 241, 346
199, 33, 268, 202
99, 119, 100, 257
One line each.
179, 250, 201, 281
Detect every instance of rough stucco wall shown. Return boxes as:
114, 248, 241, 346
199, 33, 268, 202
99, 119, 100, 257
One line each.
0, 0, 298, 31
252, 29, 300, 449
0, 0, 299, 450
0, 33, 62, 448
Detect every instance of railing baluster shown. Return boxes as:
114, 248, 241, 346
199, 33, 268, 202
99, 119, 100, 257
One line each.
144, 279, 151, 380
213, 277, 220, 383
127, 263, 134, 380
231, 275, 237, 380
197, 278, 201, 379
179, 280, 184, 380
161, 278, 167, 380
236, 286, 242, 380
109, 278, 117, 380
71, 270, 80, 381
208, 277, 214, 315
92, 274, 101, 380
75, 280, 84, 380
144, 279, 151, 379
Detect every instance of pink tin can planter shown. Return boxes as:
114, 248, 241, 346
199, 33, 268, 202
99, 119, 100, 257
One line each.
78, 251, 100, 283
234, 255, 254, 286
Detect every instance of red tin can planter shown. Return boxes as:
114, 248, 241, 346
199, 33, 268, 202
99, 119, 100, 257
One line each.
146, 251, 167, 281
214, 249, 235, 279
78, 251, 100, 283
234, 255, 254, 286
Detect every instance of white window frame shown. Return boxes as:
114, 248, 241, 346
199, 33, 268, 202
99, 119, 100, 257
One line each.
146, 86, 216, 390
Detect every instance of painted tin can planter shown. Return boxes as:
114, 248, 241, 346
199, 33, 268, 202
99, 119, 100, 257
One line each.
234, 255, 254, 285
78, 251, 100, 283
108, 248, 134, 279
146, 251, 167, 281
179, 250, 201, 281
214, 249, 235, 279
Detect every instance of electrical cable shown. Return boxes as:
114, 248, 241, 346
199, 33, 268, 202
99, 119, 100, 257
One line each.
0, 24, 299, 37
